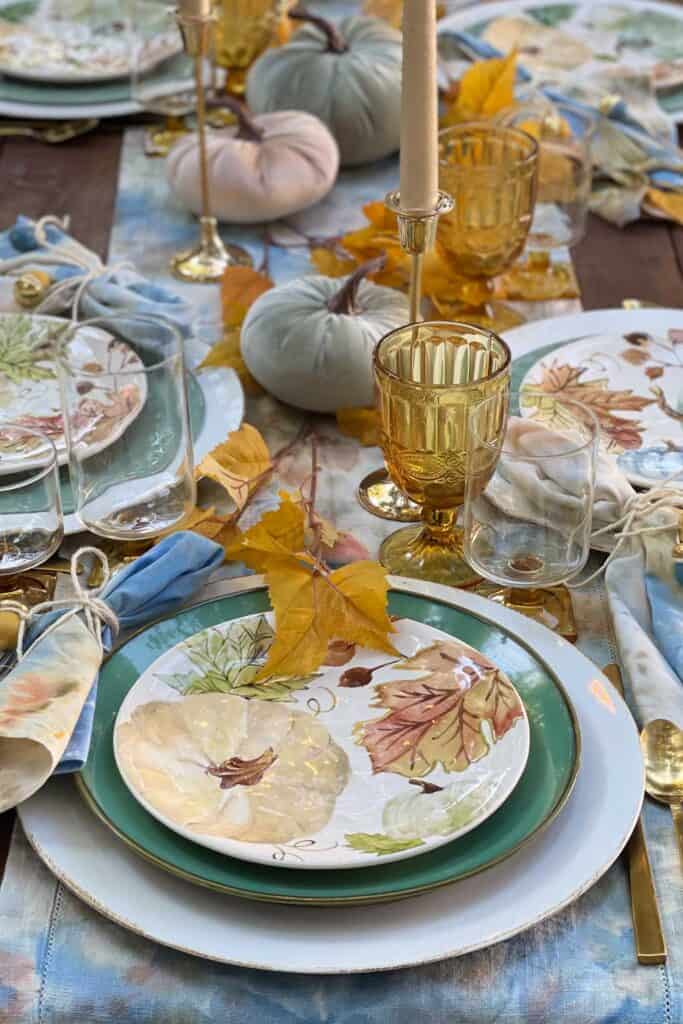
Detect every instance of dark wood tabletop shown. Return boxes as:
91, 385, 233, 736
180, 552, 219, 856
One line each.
0, 123, 682, 883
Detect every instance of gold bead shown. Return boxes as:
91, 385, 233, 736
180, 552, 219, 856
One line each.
14, 270, 53, 309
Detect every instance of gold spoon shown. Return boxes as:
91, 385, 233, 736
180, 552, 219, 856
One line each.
640, 719, 683, 866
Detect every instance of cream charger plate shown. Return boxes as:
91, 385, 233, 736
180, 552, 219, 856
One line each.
18, 576, 644, 974
113, 615, 530, 870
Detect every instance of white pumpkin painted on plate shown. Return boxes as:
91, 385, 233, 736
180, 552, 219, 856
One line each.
246, 13, 402, 167
241, 265, 410, 412
165, 107, 339, 224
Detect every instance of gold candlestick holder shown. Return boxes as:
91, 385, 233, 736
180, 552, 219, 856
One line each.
357, 188, 454, 522
171, 8, 252, 283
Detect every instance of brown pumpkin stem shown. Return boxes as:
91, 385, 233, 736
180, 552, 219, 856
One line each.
327, 255, 387, 315
207, 95, 264, 142
289, 7, 348, 53
409, 779, 444, 795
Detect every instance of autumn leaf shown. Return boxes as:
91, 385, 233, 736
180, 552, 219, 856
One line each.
336, 407, 380, 446
310, 246, 356, 278
164, 505, 238, 550
646, 365, 665, 380
206, 748, 278, 789
226, 491, 306, 571
620, 348, 650, 365
256, 557, 397, 680
221, 265, 273, 327
198, 326, 264, 396
345, 832, 424, 855
195, 423, 272, 511
442, 52, 517, 126
354, 641, 524, 777
644, 187, 683, 226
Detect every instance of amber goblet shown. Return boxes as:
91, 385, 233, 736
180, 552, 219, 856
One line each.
375, 321, 511, 587
213, 0, 287, 98
436, 123, 538, 331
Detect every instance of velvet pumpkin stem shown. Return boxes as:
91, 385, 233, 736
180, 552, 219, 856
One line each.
208, 95, 264, 142
289, 8, 348, 53
327, 255, 387, 316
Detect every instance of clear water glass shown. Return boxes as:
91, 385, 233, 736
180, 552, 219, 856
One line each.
129, 0, 198, 119
0, 424, 63, 575
58, 314, 195, 540
464, 394, 598, 589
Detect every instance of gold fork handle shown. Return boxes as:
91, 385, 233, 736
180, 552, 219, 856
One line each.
671, 802, 683, 869
626, 819, 667, 964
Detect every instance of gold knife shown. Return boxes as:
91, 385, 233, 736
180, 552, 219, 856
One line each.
604, 663, 667, 965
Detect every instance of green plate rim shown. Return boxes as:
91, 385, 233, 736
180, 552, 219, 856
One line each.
76, 577, 581, 906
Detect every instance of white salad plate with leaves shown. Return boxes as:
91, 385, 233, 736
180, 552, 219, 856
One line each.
113, 613, 531, 870
508, 307, 683, 487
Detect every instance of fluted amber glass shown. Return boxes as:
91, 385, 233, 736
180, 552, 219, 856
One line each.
213, 0, 288, 96
374, 321, 510, 586
437, 124, 538, 330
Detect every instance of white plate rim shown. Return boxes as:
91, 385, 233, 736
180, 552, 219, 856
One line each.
62, 337, 244, 534
112, 613, 531, 871
438, 0, 683, 124
18, 573, 644, 974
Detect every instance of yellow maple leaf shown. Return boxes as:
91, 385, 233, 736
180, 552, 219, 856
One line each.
227, 492, 306, 572
197, 326, 264, 396
644, 187, 683, 226
309, 246, 356, 277
221, 265, 273, 327
442, 52, 517, 126
195, 423, 272, 511
163, 505, 239, 550
256, 558, 397, 679
336, 407, 380, 447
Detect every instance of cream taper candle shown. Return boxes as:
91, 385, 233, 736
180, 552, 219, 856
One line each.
399, 0, 439, 212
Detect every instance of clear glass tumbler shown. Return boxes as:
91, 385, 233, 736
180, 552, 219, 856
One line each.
464, 393, 598, 637
57, 314, 195, 540
0, 424, 63, 575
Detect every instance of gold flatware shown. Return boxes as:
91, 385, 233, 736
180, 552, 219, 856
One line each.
604, 664, 667, 965
641, 718, 683, 868
621, 299, 664, 310
0, 118, 99, 144
0, 571, 57, 651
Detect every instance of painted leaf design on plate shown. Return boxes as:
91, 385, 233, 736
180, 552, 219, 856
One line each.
344, 832, 425, 856
522, 360, 655, 451
158, 614, 318, 701
206, 747, 278, 789
0, 315, 56, 384
354, 641, 524, 778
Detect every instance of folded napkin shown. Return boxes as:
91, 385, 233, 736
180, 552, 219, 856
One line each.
0, 532, 224, 811
484, 416, 635, 538
439, 30, 683, 226
0, 214, 192, 341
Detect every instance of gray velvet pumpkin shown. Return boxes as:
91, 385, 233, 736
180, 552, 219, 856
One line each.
241, 268, 409, 412
246, 13, 402, 168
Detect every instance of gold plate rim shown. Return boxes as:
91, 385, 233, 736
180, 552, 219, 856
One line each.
73, 575, 582, 908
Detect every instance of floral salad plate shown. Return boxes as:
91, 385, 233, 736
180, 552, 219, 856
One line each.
114, 613, 531, 871
518, 312, 683, 487
0, 312, 147, 475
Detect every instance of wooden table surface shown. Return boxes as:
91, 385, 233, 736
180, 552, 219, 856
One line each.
0, 123, 682, 882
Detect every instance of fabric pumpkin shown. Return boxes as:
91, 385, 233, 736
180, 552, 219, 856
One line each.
241, 261, 409, 412
246, 13, 402, 167
165, 106, 339, 224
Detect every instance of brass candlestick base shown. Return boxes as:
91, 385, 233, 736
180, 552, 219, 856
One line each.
474, 582, 578, 642
358, 188, 453, 522
171, 216, 252, 282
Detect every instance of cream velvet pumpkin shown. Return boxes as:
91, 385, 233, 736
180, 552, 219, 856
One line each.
165, 109, 339, 224
246, 14, 402, 167
241, 271, 409, 412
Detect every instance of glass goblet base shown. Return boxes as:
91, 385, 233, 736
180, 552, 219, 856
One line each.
379, 524, 481, 588
357, 469, 422, 523
475, 583, 578, 642
144, 116, 189, 158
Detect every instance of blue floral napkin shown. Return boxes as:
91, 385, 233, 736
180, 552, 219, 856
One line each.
0, 533, 224, 807
439, 30, 683, 223
0, 215, 192, 340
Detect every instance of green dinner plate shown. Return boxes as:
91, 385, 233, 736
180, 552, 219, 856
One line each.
78, 581, 580, 905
